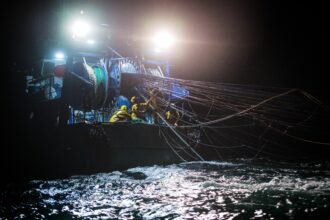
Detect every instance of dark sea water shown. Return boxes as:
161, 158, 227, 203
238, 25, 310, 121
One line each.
1, 160, 330, 219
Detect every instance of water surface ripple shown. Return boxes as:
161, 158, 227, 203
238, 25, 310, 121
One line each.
1, 160, 330, 219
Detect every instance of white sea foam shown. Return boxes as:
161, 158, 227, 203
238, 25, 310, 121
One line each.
2, 161, 330, 219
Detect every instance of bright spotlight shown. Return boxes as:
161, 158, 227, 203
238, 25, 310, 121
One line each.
86, 39, 95, 45
153, 31, 175, 51
55, 52, 65, 59
71, 20, 90, 38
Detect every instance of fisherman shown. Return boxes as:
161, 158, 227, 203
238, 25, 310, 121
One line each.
130, 94, 155, 123
164, 104, 180, 126
146, 88, 164, 123
131, 103, 146, 123
109, 105, 131, 122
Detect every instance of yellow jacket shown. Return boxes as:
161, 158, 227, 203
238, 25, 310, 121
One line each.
109, 110, 131, 122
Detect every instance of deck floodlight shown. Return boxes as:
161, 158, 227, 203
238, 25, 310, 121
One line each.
153, 31, 174, 52
71, 20, 90, 38
86, 39, 95, 45
55, 52, 65, 59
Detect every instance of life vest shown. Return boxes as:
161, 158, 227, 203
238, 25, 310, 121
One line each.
131, 103, 148, 119
109, 110, 130, 122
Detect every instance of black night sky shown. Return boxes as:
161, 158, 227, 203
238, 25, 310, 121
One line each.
3, 0, 329, 146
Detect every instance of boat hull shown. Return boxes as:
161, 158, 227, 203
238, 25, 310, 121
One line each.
4, 123, 182, 180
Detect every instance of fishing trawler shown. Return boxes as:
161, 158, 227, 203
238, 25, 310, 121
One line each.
21, 17, 208, 179
17, 13, 330, 180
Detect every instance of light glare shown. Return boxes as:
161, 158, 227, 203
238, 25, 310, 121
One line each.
71, 20, 90, 38
55, 52, 65, 59
86, 39, 95, 45
153, 31, 175, 51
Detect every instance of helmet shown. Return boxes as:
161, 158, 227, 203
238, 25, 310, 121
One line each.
120, 105, 128, 111
165, 111, 171, 120
132, 104, 138, 111
130, 96, 136, 103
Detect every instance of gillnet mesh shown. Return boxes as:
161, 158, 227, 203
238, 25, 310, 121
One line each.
136, 74, 330, 161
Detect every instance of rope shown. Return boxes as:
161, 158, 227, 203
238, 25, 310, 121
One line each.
138, 90, 205, 161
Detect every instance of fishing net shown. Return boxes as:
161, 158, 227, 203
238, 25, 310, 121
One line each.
135, 74, 330, 161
